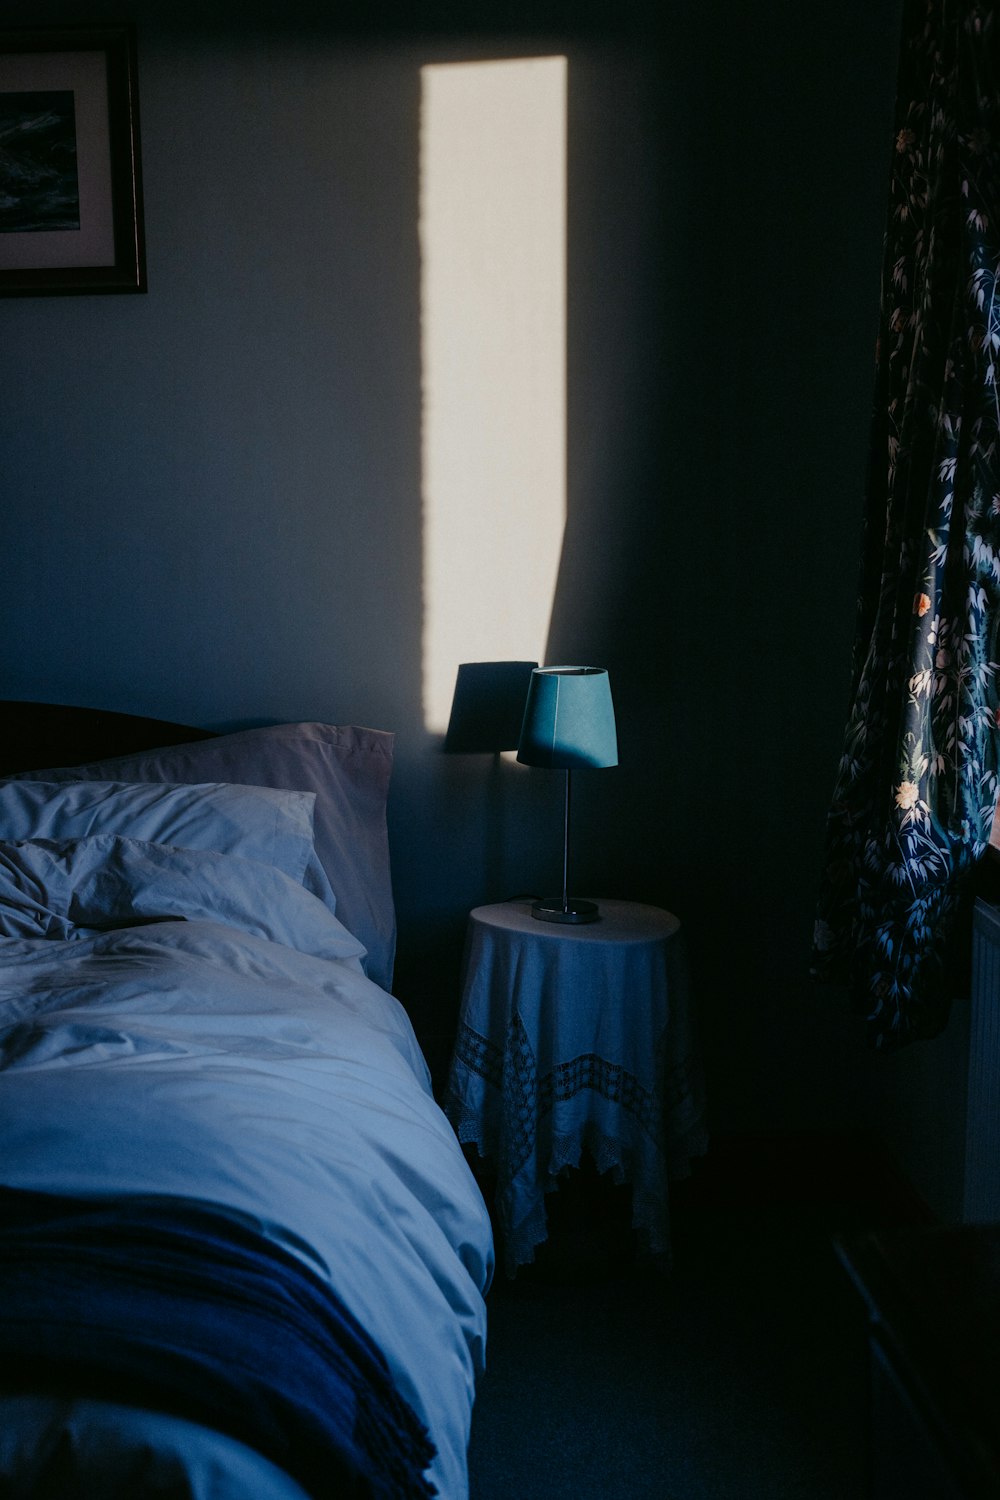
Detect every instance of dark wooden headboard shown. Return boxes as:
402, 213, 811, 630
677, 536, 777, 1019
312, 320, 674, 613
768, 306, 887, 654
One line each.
0, 702, 216, 777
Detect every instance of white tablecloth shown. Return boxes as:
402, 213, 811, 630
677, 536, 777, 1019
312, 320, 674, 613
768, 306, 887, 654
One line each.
445, 899, 708, 1272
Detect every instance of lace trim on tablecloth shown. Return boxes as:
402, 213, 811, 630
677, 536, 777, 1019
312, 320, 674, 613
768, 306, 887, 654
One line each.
448, 1015, 707, 1167
446, 1013, 708, 1274
450, 1018, 504, 1093
449, 1106, 676, 1273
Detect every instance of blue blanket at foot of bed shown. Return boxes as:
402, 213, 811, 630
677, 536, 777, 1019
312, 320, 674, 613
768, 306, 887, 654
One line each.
0, 1189, 436, 1500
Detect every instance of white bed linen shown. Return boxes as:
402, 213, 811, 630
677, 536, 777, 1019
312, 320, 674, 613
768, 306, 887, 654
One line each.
0, 844, 493, 1499
0, 778, 335, 914
0, 836, 365, 962
0, 1396, 315, 1500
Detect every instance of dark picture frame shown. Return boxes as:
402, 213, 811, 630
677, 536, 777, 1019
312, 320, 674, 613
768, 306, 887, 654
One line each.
0, 24, 145, 296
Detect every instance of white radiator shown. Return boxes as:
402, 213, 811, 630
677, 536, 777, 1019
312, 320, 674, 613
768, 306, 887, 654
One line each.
963, 899, 1000, 1222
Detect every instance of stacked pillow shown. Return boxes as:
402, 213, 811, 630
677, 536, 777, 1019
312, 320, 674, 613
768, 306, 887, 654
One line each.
0, 723, 396, 991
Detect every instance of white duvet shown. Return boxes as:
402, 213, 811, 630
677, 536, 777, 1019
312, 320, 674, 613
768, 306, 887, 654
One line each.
0, 837, 493, 1500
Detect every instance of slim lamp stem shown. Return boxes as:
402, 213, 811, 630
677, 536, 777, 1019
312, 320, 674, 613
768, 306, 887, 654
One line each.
529, 762, 597, 924
562, 767, 571, 912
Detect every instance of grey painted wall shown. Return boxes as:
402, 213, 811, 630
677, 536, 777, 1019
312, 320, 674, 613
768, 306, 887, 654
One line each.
6, 0, 950, 1166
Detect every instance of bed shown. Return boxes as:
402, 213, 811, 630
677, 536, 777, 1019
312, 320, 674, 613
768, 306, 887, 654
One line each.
0, 703, 494, 1500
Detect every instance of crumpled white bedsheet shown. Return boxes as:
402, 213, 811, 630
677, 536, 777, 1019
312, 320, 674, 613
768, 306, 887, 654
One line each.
0, 837, 493, 1499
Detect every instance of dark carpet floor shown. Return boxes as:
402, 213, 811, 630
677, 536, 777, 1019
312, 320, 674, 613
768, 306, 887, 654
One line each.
466, 1194, 873, 1499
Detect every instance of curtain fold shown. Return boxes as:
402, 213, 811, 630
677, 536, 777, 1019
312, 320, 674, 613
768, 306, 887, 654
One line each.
813, 0, 1000, 1048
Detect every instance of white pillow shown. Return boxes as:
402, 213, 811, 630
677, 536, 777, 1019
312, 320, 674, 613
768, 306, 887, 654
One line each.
0, 836, 367, 964
0, 780, 334, 912
19, 725, 396, 990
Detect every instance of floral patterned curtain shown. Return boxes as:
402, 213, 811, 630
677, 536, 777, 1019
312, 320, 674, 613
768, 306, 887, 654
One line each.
813, 0, 1000, 1048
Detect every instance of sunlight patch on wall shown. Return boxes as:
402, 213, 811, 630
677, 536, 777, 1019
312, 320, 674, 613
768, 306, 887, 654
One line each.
420, 56, 567, 733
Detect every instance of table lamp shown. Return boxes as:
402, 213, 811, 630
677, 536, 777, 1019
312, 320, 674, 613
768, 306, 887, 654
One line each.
516, 666, 618, 923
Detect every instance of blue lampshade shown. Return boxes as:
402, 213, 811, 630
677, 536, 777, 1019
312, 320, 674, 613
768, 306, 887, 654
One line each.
516, 667, 618, 770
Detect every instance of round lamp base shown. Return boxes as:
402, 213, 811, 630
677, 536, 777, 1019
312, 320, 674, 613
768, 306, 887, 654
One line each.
531, 897, 599, 925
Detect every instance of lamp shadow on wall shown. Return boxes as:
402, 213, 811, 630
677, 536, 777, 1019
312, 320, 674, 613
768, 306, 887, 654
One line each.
442, 659, 538, 898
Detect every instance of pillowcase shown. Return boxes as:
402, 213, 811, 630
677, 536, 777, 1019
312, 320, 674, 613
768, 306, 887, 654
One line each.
11, 723, 396, 991
0, 780, 331, 907
0, 836, 368, 966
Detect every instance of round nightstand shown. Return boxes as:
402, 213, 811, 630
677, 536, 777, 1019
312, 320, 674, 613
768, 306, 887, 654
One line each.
444, 899, 707, 1274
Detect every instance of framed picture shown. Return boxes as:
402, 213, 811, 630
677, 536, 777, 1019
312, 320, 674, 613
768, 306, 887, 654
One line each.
0, 25, 145, 296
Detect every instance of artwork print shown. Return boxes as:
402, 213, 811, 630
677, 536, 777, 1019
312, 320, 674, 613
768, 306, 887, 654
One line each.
0, 27, 145, 296
0, 90, 81, 234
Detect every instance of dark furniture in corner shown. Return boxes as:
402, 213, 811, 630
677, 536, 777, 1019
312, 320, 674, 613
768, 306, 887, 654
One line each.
836, 1226, 1000, 1500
